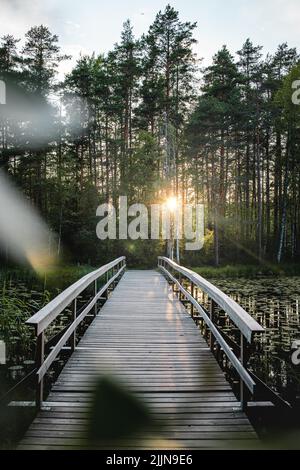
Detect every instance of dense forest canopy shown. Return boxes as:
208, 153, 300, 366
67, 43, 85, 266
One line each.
0, 4, 300, 267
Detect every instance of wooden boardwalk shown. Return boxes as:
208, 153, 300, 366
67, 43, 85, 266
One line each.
19, 270, 258, 449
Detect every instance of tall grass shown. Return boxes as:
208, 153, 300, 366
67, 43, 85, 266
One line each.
0, 264, 95, 363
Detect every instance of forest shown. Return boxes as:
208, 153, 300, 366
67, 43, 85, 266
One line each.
1, 4, 300, 268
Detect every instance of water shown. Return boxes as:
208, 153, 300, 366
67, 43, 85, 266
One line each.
1, 273, 300, 404
207, 277, 300, 405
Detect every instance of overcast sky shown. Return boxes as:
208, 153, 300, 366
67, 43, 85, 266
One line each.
1, 0, 300, 77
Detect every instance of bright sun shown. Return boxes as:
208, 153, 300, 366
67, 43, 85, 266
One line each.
166, 196, 178, 212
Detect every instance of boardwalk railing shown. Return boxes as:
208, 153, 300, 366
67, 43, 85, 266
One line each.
158, 256, 264, 409
26, 256, 126, 407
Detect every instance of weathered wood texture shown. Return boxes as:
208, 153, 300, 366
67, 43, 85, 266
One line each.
19, 270, 258, 449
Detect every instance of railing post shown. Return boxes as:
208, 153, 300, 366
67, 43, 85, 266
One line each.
190, 282, 194, 317
105, 271, 109, 299
70, 298, 77, 352
36, 331, 45, 409
209, 300, 216, 351
94, 279, 98, 316
240, 334, 247, 411
178, 274, 182, 299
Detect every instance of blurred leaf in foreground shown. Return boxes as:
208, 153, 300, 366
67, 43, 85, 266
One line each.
88, 376, 154, 442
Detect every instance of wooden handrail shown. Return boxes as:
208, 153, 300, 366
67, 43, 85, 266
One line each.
26, 256, 126, 335
158, 256, 265, 408
158, 257, 264, 342
26, 256, 126, 407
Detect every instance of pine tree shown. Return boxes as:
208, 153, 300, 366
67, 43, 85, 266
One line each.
22, 25, 69, 95
0, 35, 21, 169
109, 20, 141, 194
18, 26, 69, 209
187, 46, 241, 265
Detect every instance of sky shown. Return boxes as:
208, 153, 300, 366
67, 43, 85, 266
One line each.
0, 0, 300, 77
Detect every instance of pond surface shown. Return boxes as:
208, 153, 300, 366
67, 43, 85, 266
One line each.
209, 276, 300, 405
